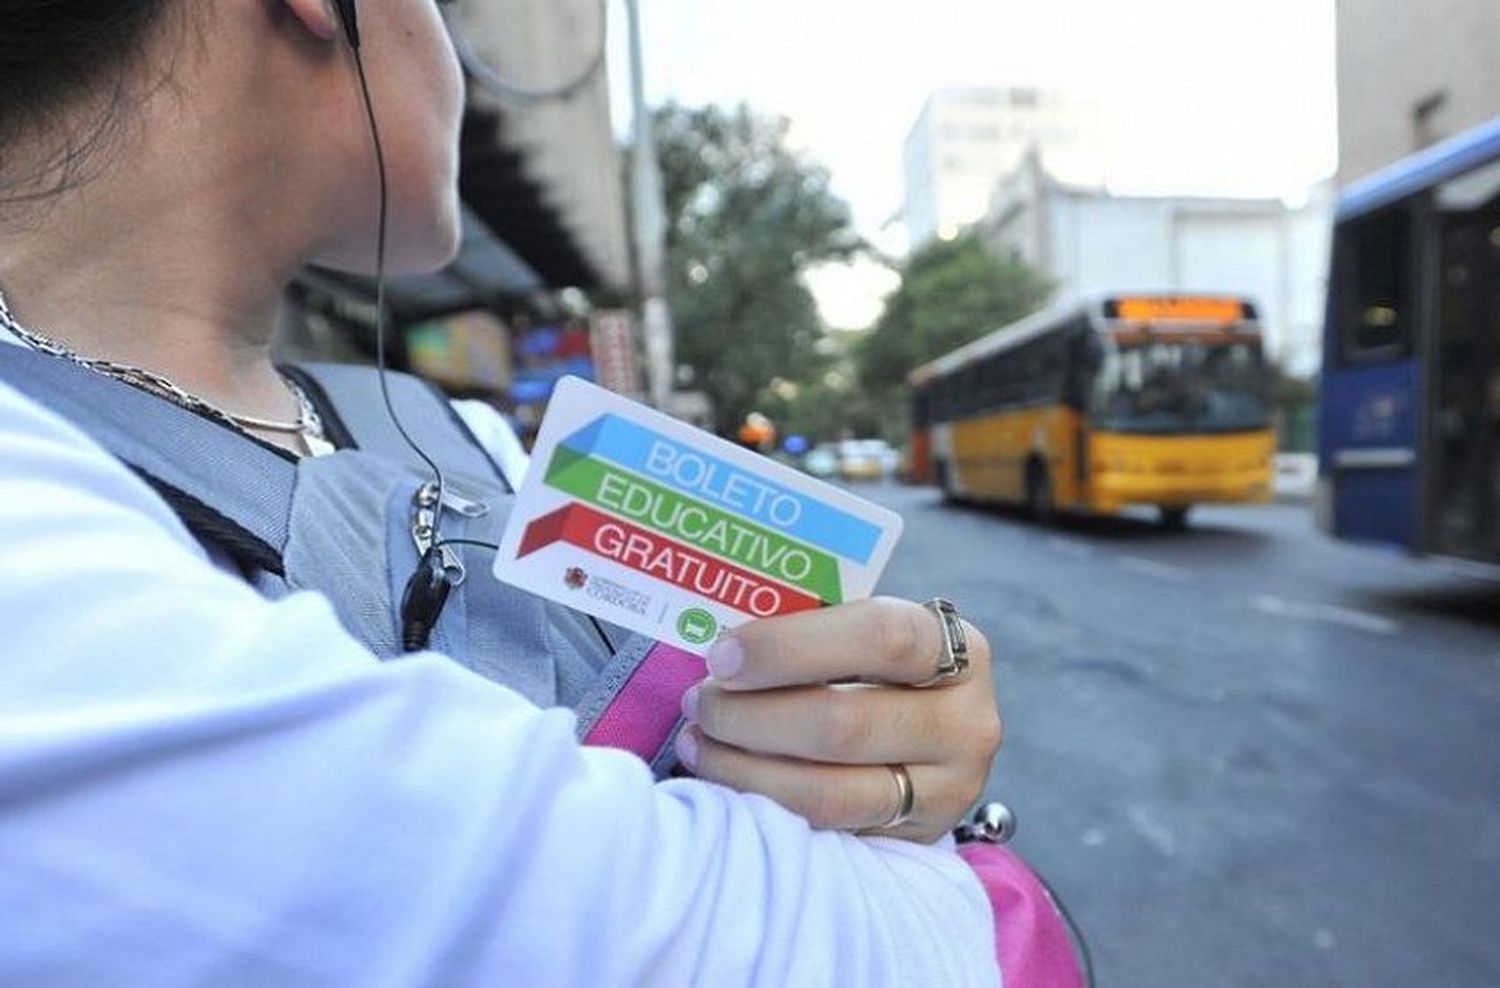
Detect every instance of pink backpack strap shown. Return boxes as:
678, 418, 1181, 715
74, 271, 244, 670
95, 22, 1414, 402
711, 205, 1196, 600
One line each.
585, 646, 1090, 988
583, 643, 705, 762
958, 842, 1088, 988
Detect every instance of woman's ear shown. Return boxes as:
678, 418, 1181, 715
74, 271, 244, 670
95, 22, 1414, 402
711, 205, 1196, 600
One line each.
278, 0, 344, 43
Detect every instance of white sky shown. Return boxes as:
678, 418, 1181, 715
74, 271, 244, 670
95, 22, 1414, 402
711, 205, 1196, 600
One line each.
607, 0, 1339, 328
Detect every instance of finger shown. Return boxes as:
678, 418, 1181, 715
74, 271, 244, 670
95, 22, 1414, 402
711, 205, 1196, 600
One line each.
675, 727, 953, 838
688, 681, 963, 766
706, 597, 990, 691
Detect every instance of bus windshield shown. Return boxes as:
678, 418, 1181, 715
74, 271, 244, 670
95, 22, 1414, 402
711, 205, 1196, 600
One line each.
1093, 336, 1270, 435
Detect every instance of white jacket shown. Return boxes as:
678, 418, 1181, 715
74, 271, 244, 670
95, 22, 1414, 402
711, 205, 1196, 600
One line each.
0, 377, 998, 987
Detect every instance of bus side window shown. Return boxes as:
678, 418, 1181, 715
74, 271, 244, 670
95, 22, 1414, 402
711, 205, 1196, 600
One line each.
1334, 205, 1415, 364
958, 365, 982, 416
980, 357, 1005, 410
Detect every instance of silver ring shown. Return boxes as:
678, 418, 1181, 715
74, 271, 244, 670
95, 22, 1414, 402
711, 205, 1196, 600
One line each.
872, 763, 916, 830
913, 597, 970, 688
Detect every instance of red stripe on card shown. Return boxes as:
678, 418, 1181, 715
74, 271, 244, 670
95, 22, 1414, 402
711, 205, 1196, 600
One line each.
516, 503, 820, 618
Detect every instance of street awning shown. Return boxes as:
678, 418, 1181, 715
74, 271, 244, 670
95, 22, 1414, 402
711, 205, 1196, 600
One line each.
292, 1, 628, 333
296, 205, 548, 330
459, 100, 604, 291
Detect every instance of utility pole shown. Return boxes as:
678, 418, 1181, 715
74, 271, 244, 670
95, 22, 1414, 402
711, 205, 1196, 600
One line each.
625, 0, 675, 410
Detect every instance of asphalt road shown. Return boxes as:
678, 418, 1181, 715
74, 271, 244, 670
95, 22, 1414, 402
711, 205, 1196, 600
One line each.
863, 484, 1500, 988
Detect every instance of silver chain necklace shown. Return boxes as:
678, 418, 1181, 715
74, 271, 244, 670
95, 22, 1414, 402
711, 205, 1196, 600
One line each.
0, 287, 334, 457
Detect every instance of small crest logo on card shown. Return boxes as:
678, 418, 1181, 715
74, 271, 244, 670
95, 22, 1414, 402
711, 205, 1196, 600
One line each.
564, 567, 589, 591
676, 607, 718, 646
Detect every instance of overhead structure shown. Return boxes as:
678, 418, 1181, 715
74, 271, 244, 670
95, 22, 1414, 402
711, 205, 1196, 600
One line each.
452, 0, 630, 294
295, 0, 629, 331
296, 205, 547, 332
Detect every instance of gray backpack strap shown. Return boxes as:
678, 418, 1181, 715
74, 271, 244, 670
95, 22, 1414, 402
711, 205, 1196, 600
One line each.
291, 362, 511, 491
0, 343, 295, 573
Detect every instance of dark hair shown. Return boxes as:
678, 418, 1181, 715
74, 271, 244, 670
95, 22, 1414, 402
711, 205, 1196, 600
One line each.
0, 1, 175, 204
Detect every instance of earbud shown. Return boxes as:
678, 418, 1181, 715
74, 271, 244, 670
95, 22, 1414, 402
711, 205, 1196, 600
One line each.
400, 547, 453, 652
331, 0, 360, 49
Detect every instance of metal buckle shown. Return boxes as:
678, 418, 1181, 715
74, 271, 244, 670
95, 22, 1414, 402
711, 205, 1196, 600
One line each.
955, 802, 1017, 845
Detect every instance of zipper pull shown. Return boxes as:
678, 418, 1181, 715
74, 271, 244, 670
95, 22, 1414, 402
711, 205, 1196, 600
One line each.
412, 482, 441, 554
440, 487, 490, 519
411, 483, 469, 587
438, 543, 468, 587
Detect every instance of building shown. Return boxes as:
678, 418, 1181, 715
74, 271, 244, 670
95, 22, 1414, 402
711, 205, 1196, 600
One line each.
984, 153, 1332, 377
1337, 0, 1500, 185
902, 87, 1107, 250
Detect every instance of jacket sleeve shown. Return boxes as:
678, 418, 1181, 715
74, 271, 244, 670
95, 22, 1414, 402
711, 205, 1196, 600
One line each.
0, 380, 998, 988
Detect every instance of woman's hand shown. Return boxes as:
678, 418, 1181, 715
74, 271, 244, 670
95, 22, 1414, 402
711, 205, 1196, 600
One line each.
675, 597, 1002, 844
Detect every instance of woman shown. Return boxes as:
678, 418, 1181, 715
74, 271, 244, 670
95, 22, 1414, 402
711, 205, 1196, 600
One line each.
0, 1, 1005, 983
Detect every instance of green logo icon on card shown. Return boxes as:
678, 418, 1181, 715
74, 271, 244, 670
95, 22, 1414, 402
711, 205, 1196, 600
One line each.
676, 607, 718, 646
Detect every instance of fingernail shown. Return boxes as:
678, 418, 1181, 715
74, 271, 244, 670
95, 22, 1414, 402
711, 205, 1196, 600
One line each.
706, 637, 744, 680
681, 684, 701, 722
674, 728, 699, 769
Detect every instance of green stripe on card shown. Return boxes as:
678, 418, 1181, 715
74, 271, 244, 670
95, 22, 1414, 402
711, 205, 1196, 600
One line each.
545, 446, 844, 604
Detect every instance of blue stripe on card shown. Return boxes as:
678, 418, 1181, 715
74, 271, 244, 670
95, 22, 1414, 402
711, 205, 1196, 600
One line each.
559, 414, 881, 564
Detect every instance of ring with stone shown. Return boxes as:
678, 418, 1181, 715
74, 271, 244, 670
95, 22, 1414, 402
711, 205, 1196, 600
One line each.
912, 597, 970, 688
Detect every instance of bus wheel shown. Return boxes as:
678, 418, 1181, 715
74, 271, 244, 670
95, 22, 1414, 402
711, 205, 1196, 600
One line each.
1158, 506, 1191, 530
1026, 461, 1055, 524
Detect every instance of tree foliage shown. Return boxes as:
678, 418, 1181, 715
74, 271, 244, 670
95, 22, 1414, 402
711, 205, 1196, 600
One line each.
753, 333, 884, 444
654, 103, 862, 435
859, 232, 1053, 406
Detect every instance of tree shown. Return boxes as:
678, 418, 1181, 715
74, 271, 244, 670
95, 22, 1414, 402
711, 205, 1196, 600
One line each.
1268, 362, 1318, 453
652, 103, 862, 435
753, 332, 884, 444
859, 232, 1052, 432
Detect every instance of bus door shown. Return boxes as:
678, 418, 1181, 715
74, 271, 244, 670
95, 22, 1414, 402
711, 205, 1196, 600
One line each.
1429, 160, 1500, 563
1322, 202, 1424, 550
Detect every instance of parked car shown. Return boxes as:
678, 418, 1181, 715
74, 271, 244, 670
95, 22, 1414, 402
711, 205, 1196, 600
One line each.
802, 445, 840, 479
838, 439, 897, 482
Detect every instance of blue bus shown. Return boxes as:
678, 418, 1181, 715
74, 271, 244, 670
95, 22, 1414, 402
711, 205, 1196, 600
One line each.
1321, 115, 1500, 566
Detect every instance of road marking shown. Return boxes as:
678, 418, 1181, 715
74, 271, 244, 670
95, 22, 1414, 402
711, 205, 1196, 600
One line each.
1116, 555, 1192, 582
1253, 594, 1401, 637
1126, 805, 1178, 858
1047, 536, 1096, 559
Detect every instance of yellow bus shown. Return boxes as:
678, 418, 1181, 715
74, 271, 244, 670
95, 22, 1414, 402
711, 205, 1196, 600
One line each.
908, 295, 1275, 527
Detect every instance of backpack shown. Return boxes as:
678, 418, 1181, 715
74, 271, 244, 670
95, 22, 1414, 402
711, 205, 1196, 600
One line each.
586, 642, 1092, 988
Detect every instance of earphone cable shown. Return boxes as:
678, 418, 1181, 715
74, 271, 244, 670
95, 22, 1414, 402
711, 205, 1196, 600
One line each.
349, 43, 448, 541
433, 538, 501, 553
434, 537, 617, 655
